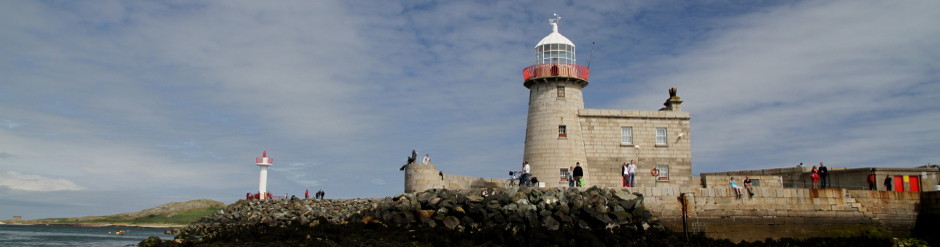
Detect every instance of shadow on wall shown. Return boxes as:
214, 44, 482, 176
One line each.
913, 191, 940, 245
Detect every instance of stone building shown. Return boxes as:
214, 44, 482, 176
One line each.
521, 16, 692, 189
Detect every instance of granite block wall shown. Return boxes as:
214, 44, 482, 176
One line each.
637, 187, 921, 241
578, 109, 692, 188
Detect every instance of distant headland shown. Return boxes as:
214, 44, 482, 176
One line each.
4, 199, 224, 228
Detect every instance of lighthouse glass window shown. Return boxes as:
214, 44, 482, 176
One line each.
558, 125, 567, 138
537, 44, 574, 64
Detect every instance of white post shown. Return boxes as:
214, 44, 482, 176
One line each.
255, 150, 274, 199
259, 166, 268, 199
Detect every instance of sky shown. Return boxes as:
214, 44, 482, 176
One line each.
1, 0, 938, 219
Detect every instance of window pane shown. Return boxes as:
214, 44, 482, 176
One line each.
656, 128, 667, 145
656, 165, 669, 180
621, 127, 632, 144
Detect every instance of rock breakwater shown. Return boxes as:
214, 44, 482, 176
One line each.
174, 186, 652, 236
149, 187, 661, 246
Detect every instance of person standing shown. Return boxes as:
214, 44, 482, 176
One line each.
621, 162, 629, 187
818, 162, 829, 189
810, 165, 820, 189
520, 161, 532, 186
627, 161, 637, 187
884, 176, 893, 191
305, 189, 310, 199
567, 166, 575, 187
573, 162, 584, 187
422, 154, 431, 164
867, 169, 876, 190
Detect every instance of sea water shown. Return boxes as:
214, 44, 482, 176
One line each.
0, 224, 172, 246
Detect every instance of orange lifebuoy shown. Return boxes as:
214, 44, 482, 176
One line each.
651, 168, 660, 177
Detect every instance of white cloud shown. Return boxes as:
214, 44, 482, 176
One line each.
1, 0, 936, 219
0, 171, 83, 191
609, 0, 940, 172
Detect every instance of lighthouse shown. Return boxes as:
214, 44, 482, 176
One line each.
522, 14, 591, 187
255, 150, 274, 199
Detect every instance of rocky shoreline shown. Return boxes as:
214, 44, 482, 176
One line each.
140, 187, 901, 246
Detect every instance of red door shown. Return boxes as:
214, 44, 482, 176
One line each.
910, 176, 920, 192
894, 176, 904, 192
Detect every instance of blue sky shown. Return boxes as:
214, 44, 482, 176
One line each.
2, 0, 938, 219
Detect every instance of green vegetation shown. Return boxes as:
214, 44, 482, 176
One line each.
22, 199, 224, 227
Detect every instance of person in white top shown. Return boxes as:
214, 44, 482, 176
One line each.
422, 154, 431, 164
521, 161, 532, 186
627, 160, 637, 187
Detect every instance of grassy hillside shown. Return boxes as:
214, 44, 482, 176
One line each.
24, 199, 225, 226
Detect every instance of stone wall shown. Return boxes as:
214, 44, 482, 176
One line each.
578, 109, 692, 188
404, 163, 503, 193
703, 167, 939, 191
701, 175, 784, 189
637, 187, 921, 241
523, 79, 590, 191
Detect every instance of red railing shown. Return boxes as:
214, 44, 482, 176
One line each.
256, 157, 274, 164
522, 63, 590, 81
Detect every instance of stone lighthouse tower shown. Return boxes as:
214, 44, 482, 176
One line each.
255, 150, 274, 199
522, 14, 590, 187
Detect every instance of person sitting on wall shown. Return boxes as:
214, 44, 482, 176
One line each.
401, 149, 418, 171
743, 176, 755, 197
730, 177, 743, 197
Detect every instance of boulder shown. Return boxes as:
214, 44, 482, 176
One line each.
443, 216, 460, 230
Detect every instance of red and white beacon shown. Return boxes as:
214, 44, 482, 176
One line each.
255, 150, 274, 199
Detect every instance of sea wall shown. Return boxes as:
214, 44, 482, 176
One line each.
700, 175, 784, 188
639, 187, 921, 241
405, 166, 926, 241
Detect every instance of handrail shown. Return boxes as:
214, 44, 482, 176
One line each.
522, 63, 589, 81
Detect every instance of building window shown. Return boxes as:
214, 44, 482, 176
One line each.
621, 127, 633, 144
656, 127, 667, 145
559, 125, 567, 138
656, 165, 669, 181
560, 168, 569, 182
557, 86, 565, 98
